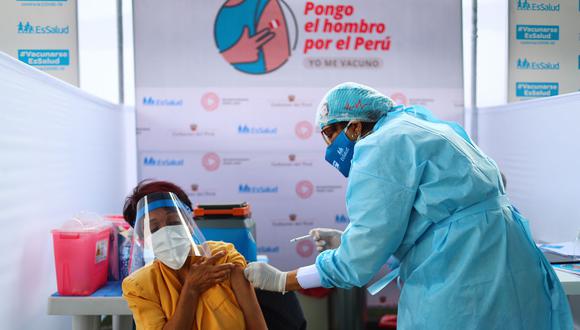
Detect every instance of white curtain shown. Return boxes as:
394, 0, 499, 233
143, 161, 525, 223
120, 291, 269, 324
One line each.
0, 52, 136, 329
478, 92, 580, 243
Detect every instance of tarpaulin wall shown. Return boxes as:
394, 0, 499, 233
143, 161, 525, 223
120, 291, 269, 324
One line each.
0, 52, 135, 329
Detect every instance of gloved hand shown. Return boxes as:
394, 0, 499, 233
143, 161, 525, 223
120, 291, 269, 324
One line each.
309, 228, 343, 252
244, 262, 287, 292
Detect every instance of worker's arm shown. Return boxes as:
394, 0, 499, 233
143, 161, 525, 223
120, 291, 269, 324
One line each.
315, 136, 417, 289
244, 262, 321, 292
163, 251, 234, 330
230, 265, 268, 330
285, 270, 300, 291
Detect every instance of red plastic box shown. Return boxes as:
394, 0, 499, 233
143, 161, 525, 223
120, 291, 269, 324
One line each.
52, 220, 111, 295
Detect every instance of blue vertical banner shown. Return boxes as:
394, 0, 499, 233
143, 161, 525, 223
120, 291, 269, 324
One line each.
0, 0, 79, 86
509, 0, 580, 101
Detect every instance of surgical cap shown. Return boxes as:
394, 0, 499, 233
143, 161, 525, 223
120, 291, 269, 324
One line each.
315, 82, 396, 129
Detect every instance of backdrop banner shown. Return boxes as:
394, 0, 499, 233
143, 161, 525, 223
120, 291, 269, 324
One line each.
134, 0, 464, 306
508, 0, 580, 102
0, 0, 79, 85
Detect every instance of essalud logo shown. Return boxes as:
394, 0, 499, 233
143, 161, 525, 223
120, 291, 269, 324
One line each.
337, 146, 351, 161
237, 124, 278, 135
143, 157, 184, 166
17, 21, 69, 34
142, 97, 183, 106
516, 58, 559, 70
258, 246, 280, 253
516, 0, 560, 11
238, 184, 279, 194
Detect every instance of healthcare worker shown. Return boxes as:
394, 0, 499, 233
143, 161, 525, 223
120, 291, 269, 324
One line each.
244, 82, 573, 329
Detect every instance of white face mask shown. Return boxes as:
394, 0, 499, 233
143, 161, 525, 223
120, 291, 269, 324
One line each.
151, 225, 192, 270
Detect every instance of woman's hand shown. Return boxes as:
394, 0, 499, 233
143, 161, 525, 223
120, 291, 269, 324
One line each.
184, 251, 235, 293
165, 251, 232, 330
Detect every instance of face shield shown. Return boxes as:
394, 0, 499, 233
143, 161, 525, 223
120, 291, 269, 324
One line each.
129, 192, 210, 273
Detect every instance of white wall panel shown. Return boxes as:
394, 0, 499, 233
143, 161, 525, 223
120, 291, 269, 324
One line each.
0, 52, 136, 329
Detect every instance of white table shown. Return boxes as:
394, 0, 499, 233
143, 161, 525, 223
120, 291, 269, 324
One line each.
555, 269, 580, 296
46, 270, 580, 330
47, 282, 133, 330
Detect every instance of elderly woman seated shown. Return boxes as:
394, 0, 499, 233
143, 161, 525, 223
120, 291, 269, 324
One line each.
121, 181, 267, 330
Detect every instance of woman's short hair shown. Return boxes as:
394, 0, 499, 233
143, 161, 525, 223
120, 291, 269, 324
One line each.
123, 180, 193, 227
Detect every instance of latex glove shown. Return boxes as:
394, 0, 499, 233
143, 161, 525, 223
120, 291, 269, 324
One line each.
309, 228, 343, 252
244, 262, 287, 292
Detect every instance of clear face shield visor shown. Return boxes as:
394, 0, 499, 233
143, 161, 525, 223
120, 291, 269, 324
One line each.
129, 192, 210, 273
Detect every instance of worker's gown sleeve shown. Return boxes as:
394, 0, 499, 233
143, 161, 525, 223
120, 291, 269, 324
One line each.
316, 129, 419, 288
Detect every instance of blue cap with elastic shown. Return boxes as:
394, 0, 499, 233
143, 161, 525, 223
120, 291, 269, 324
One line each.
315, 82, 396, 129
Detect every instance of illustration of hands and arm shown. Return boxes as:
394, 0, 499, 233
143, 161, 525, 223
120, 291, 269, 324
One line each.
215, 0, 293, 73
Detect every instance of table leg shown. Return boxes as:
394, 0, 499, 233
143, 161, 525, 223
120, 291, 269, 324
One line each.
113, 315, 133, 330
72, 315, 100, 330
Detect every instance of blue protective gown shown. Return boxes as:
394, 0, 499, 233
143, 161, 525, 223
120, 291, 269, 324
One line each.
316, 106, 573, 329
